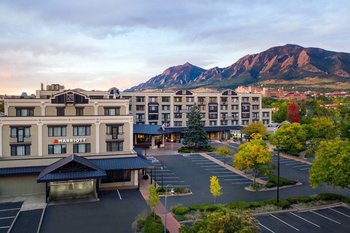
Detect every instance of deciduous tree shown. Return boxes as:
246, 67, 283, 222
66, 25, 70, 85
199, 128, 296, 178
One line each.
183, 105, 208, 149
234, 137, 272, 185
210, 176, 222, 204
270, 122, 307, 155
147, 185, 160, 218
241, 121, 269, 140
215, 146, 233, 164
286, 102, 300, 123
310, 139, 350, 189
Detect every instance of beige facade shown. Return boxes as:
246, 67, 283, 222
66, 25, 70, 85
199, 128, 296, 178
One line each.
121, 89, 272, 127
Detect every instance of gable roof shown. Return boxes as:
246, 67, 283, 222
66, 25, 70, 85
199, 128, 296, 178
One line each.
37, 154, 106, 182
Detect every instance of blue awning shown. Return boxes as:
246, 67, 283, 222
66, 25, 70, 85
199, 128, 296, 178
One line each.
90, 156, 153, 170
38, 170, 106, 182
133, 124, 169, 135
0, 166, 45, 176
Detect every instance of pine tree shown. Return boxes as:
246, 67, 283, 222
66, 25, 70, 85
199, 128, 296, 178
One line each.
183, 104, 208, 149
210, 176, 222, 204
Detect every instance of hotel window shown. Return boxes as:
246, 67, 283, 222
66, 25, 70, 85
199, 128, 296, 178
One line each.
221, 113, 228, 119
209, 97, 217, 103
252, 113, 259, 120
106, 125, 123, 139
209, 105, 218, 112
232, 113, 239, 119
231, 105, 239, 110
106, 141, 123, 152
199, 105, 205, 111
174, 121, 182, 127
174, 97, 182, 103
263, 112, 270, 117
174, 105, 182, 112
136, 96, 145, 102
56, 107, 65, 116
162, 105, 170, 111
198, 97, 205, 103
73, 125, 91, 136
209, 113, 218, 119
16, 108, 34, 117
148, 114, 158, 120
242, 97, 249, 102
148, 105, 158, 112
232, 120, 239, 125
209, 121, 217, 126
174, 113, 182, 118
136, 114, 145, 121
186, 97, 194, 103
241, 113, 250, 118
242, 120, 249, 125
149, 96, 158, 102
263, 119, 270, 125
221, 120, 228, 125
220, 105, 228, 110
48, 144, 67, 154
104, 107, 120, 116
252, 97, 260, 102
252, 105, 259, 110
200, 113, 205, 118
73, 143, 91, 153
11, 145, 30, 156
241, 104, 250, 111
76, 107, 84, 116
186, 105, 193, 111
221, 97, 228, 103
232, 97, 239, 102
101, 170, 131, 183
149, 122, 158, 125
162, 113, 170, 120
162, 97, 170, 102
10, 127, 31, 142
48, 126, 67, 137
136, 105, 145, 111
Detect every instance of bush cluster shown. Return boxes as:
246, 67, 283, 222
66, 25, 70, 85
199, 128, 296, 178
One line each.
265, 174, 297, 188
178, 146, 215, 153
143, 214, 168, 233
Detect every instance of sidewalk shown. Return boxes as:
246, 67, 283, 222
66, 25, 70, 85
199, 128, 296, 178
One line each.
145, 142, 182, 156
139, 178, 181, 233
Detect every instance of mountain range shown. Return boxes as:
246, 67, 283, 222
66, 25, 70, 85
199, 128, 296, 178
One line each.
126, 44, 350, 92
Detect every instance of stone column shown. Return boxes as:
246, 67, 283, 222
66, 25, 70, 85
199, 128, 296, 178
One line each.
95, 122, 100, 153
160, 135, 165, 148
134, 170, 139, 186
129, 121, 133, 151
38, 122, 43, 156
170, 94, 174, 127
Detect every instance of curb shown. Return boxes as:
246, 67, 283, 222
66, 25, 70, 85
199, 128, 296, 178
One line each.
245, 182, 303, 192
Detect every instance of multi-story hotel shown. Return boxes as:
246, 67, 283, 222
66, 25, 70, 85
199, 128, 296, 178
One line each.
0, 84, 151, 200
122, 89, 272, 144
0, 84, 272, 200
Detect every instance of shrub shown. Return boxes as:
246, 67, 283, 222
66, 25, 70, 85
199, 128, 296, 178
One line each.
265, 174, 297, 188
225, 201, 251, 209
316, 193, 345, 201
189, 204, 218, 212
174, 187, 191, 194
173, 206, 190, 215
143, 214, 166, 233
286, 196, 313, 204
277, 200, 291, 209
156, 187, 166, 193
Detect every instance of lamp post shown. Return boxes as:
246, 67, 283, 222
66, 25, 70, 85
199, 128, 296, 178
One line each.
276, 146, 280, 203
164, 184, 174, 233
161, 164, 164, 189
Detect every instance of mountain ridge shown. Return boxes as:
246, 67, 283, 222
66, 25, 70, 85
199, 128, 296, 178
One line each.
126, 44, 350, 91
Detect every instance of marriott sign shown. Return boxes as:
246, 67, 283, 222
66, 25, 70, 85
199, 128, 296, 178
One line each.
53, 138, 87, 144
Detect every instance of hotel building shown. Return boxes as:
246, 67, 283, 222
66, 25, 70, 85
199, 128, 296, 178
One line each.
122, 89, 272, 145
0, 85, 151, 200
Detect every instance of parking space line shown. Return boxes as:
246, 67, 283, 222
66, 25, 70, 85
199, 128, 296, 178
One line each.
299, 168, 310, 171
204, 168, 227, 171
116, 189, 122, 200
232, 181, 251, 184
0, 226, 10, 229
289, 212, 320, 227
0, 216, 15, 220
311, 211, 341, 224
270, 214, 300, 231
329, 208, 350, 218
224, 178, 247, 181
258, 223, 275, 233
292, 164, 311, 168
0, 208, 20, 212
200, 165, 220, 168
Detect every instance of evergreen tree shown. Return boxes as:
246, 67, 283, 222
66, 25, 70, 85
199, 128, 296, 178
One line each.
183, 104, 208, 149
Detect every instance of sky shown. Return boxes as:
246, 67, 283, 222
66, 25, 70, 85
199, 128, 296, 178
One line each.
0, 0, 349, 94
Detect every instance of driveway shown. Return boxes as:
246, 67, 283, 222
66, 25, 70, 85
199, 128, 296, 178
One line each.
40, 189, 149, 233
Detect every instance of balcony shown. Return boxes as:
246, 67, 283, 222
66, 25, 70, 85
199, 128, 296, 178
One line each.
106, 133, 124, 140
9, 136, 31, 144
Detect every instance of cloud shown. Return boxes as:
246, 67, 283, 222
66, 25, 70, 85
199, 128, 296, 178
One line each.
0, 0, 350, 94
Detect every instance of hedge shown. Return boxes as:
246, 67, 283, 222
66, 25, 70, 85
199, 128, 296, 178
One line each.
265, 174, 297, 188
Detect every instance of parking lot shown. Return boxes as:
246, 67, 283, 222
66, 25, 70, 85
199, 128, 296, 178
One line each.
146, 157, 191, 188
273, 155, 312, 172
0, 202, 22, 233
257, 205, 350, 233
184, 153, 252, 185
11, 209, 43, 233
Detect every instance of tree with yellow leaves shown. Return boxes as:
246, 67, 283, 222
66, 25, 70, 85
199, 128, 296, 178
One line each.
234, 135, 272, 186
210, 176, 222, 204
